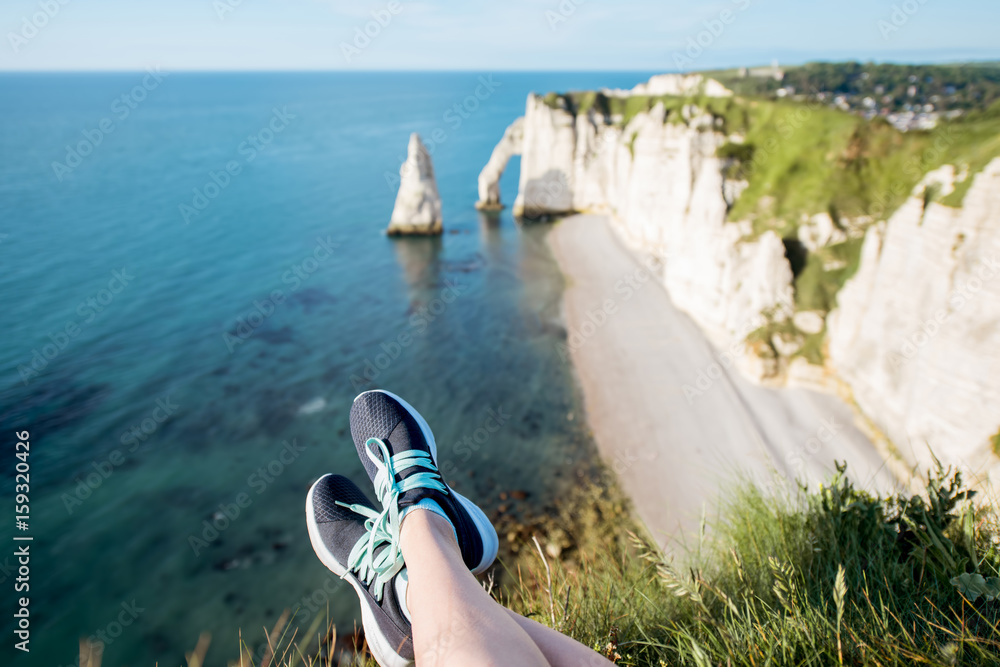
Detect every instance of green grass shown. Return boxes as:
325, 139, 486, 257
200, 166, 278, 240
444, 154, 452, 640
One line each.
747, 322, 825, 365
710, 96, 1000, 349
234, 464, 1000, 667
992, 429, 1000, 458
627, 131, 639, 159
540, 91, 691, 127
794, 237, 866, 313
940, 102, 1000, 206
798, 330, 826, 366
503, 464, 1000, 666
725, 97, 1000, 237
725, 103, 919, 235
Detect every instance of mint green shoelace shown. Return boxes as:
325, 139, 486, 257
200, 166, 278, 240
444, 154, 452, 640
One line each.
331, 499, 400, 601
335, 437, 447, 601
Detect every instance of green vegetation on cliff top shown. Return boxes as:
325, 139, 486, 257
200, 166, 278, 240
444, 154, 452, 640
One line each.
543, 88, 1000, 233
542, 69, 1000, 330
721, 97, 1000, 233
542, 89, 697, 128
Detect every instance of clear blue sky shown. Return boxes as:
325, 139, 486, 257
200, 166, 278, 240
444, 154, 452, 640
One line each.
1, 0, 998, 71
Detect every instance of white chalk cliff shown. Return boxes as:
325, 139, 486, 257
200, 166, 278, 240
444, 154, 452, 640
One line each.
476, 117, 523, 210
480, 73, 1000, 481
828, 160, 1000, 482
630, 73, 733, 98
388, 133, 443, 236
486, 84, 792, 360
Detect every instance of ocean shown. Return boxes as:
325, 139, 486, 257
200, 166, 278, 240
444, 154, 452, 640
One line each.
0, 71, 654, 666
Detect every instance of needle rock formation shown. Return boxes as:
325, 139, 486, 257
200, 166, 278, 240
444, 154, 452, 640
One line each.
388, 133, 443, 236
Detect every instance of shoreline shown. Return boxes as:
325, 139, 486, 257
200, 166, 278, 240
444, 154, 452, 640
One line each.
547, 214, 899, 547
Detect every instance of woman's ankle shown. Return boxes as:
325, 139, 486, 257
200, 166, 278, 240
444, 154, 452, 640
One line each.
401, 506, 461, 553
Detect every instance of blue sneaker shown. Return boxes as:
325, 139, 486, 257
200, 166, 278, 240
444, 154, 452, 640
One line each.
305, 473, 414, 667
349, 389, 499, 575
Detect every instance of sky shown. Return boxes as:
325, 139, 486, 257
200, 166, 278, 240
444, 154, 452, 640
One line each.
1, 0, 998, 71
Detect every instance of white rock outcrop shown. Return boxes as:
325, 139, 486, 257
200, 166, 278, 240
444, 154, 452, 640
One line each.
798, 212, 847, 252
631, 73, 732, 98
506, 91, 792, 357
601, 73, 733, 99
482, 77, 1000, 482
476, 117, 524, 210
387, 133, 443, 236
513, 94, 579, 217
827, 158, 1000, 482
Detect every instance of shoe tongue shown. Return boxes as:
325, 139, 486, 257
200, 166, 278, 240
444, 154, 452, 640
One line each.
394, 568, 412, 623
385, 414, 436, 498
359, 534, 403, 601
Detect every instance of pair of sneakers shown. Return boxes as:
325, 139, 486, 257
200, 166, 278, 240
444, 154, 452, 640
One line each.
305, 390, 500, 667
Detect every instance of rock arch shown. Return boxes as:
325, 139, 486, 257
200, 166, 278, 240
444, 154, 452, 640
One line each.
475, 117, 524, 211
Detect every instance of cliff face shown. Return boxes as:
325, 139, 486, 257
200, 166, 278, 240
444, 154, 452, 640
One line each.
486, 78, 1000, 480
506, 90, 793, 357
512, 94, 579, 217
828, 159, 1000, 479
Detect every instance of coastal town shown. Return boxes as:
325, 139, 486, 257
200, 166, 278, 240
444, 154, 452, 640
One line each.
719, 61, 1000, 131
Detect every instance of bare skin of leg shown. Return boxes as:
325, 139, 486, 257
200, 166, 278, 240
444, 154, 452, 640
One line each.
503, 610, 615, 667
399, 509, 615, 667
400, 509, 549, 667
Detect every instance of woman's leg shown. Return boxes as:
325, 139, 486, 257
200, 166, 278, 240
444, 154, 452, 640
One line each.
504, 611, 616, 667
400, 509, 549, 667
400, 508, 616, 667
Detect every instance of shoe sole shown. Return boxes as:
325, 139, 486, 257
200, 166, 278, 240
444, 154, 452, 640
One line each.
305, 475, 414, 667
355, 390, 500, 575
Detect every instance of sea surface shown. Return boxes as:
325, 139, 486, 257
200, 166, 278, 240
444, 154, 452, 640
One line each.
0, 71, 654, 666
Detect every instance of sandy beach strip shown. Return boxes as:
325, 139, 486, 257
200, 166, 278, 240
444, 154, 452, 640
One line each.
547, 214, 899, 548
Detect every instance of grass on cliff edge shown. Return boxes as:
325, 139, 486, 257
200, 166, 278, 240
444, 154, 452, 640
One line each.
504, 464, 1000, 666
224, 464, 1000, 667
544, 88, 1000, 238
720, 98, 1000, 238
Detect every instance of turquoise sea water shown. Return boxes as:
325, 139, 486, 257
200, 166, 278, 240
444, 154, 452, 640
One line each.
0, 72, 653, 666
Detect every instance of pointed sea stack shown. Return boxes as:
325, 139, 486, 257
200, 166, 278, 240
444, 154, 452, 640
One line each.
387, 133, 443, 236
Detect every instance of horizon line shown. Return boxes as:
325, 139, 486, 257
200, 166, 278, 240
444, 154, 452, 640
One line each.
2, 57, 1000, 75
